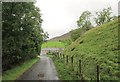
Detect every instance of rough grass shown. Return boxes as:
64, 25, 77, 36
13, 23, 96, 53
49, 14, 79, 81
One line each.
48, 55, 79, 80
42, 41, 65, 48
63, 19, 119, 80
2, 57, 39, 80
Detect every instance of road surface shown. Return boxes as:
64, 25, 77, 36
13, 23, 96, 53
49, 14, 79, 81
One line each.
17, 55, 59, 80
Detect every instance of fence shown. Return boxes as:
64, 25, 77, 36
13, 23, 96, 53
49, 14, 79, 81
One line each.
57, 52, 100, 81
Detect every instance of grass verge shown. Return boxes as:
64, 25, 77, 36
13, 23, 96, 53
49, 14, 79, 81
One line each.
48, 55, 79, 80
2, 57, 39, 80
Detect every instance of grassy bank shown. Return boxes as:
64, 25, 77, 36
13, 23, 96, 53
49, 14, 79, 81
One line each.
2, 57, 39, 80
63, 19, 119, 80
42, 41, 65, 48
49, 55, 79, 80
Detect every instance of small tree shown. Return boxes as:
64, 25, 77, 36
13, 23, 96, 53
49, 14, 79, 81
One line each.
94, 7, 113, 26
70, 11, 92, 42
77, 11, 92, 31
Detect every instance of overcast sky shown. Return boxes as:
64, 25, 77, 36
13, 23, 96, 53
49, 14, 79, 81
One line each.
35, 0, 119, 39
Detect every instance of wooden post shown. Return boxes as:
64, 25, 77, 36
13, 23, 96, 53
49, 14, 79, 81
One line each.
62, 54, 64, 62
59, 53, 61, 59
56, 53, 58, 58
57, 53, 59, 58
71, 56, 74, 68
97, 65, 100, 82
66, 55, 68, 64
79, 59, 82, 75
58, 52, 60, 59
63, 54, 64, 59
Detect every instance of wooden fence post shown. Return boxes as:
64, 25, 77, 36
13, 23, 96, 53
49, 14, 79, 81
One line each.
97, 64, 100, 82
62, 54, 65, 63
58, 52, 60, 59
56, 53, 58, 58
79, 59, 82, 75
71, 56, 74, 68
60, 53, 61, 59
66, 55, 68, 64
63, 54, 64, 59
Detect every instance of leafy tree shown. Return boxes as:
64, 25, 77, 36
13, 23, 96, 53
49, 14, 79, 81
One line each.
2, 2, 43, 71
77, 11, 92, 31
94, 7, 113, 26
43, 31, 49, 42
70, 11, 92, 41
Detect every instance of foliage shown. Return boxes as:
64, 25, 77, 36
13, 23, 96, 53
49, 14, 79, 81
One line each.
2, 58, 39, 80
70, 7, 114, 42
2, 2, 43, 71
70, 28, 84, 41
94, 7, 113, 26
63, 19, 119, 80
77, 11, 92, 31
60, 39, 72, 47
70, 11, 93, 42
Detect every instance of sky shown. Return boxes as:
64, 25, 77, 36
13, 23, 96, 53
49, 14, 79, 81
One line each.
35, 0, 119, 39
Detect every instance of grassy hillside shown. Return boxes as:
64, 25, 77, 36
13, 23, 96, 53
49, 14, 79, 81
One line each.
49, 32, 71, 41
63, 19, 119, 80
41, 41, 65, 48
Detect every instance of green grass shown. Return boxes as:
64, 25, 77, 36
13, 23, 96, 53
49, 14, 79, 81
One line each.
42, 41, 65, 48
2, 57, 39, 80
0, 76, 2, 82
48, 55, 79, 80
63, 19, 119, 80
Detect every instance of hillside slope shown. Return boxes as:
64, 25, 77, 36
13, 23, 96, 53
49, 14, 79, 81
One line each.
63, 19, 119, 80
49, 32, 71, 41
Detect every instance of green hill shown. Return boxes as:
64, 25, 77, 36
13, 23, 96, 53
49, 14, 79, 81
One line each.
49, 32, 71, 41
63, 19, 119, 80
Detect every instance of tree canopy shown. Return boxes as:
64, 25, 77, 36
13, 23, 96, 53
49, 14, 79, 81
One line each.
94, 7, 113, 26
77, 11, 92, 31
2, 2, 44, 71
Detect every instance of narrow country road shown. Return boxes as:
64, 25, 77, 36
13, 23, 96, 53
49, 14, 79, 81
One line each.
17, 55, 59, 80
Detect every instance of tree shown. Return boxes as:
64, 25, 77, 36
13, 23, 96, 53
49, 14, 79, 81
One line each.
77, 11, 92, 31
43, 31, 49, 42
94, 7, 113, 26
70, 11, 92, 41
2, 2, 43, 71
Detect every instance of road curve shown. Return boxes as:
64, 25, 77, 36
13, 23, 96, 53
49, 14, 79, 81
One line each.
17, 55, 59, 80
